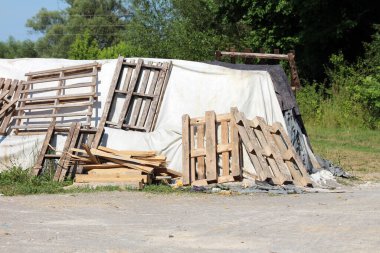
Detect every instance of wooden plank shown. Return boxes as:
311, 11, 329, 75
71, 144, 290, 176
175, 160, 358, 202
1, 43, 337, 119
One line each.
13, 112, 91, 119
182, 114, 191, 185
20, 82, 94, 94
190, 113, 231, 125
26, 72, 97, 84
137, 65, 161, 128
129, 62, 152, 126
221, 121, 229, 176
32, 121, 56, 175
272, 122, 312, 185
25, 62, 100, 76
97, 146, 157, 157
190, 125, 196, 183
75, 174, 148, 183
256, 117, 292, 182
217, 175, 235, 184
18, 101, 92, 111
53, 123, 78, 181
191, 144, 232, 157
117, 59, 143, 128
121, 59, 135, 91
82, 164, 128, 170
196, 124, 205, 179
230, 111, 241, 177
12, 122, 90, 130
82, 144, 100, 164
230, 108, 269, 181
144, 62, 169, 131
205, 111, 217, 181
154, 168, 182, 178
101, 157, 154, 174
89, 148, 161, 167
219, 51, 289, 60
150, 62, 172, 131
88, 168, 142, 175
92, 56, 124, 147
17, 92, 95, 102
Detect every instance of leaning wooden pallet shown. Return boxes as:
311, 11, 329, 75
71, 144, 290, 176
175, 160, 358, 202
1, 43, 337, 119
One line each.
182, 111, 242, 186
92, 57, 172, 147
12, 62, 101, 135
231, 107, 312, 186
33, 121, 98, 181
0, 78, 24, 135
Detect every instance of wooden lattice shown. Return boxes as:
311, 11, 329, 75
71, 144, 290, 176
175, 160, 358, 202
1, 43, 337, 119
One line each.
12, 62, 100, 135
0, 78, 24, 135
182, 111, 242, 185
231, 107, 312, 186
93, 57, 172, 147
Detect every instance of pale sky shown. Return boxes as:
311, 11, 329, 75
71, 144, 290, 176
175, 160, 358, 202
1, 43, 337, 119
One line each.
0, 0, 68, 41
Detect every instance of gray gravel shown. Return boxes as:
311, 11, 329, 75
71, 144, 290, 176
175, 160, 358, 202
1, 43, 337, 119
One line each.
0, 183, 379, 253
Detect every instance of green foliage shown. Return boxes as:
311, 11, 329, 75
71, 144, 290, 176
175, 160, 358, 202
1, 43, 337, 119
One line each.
0, 167, 69, 196
0, 37, 38, 58
98, 41, 145, 59
26, 0, 129, 58
297, 28, 380, 129
68, 31, 100, 59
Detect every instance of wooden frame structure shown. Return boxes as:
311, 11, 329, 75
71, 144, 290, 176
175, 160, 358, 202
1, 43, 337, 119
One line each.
0, 78, 24, 135
182, 110, 242, 185
93, 57, 172, 147
33, 121, 98, 181
231, 107, 311, 186
12, 62, 100, 135
215, 48, 301, 90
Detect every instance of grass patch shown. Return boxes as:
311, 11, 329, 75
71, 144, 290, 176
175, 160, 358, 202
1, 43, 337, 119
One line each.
0, 167, 128, 196
0, 167, 190, 196
307, 125, 380, 181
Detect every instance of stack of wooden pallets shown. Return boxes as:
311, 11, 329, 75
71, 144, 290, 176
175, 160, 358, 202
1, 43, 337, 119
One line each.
67, 146, 181, 188
182, 108, 312, 187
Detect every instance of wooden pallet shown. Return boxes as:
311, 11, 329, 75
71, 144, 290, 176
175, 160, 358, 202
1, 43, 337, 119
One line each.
0, 78, 24, 135
215, 48, 301, 91
33, 121, 98, 181
182, 110, 242, 185
12, 62, 100, 135
231, 107, 311, 186
92, 57, 172, 147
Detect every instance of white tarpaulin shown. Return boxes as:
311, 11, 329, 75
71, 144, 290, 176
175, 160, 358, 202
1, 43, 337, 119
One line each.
0, 58, 286, 174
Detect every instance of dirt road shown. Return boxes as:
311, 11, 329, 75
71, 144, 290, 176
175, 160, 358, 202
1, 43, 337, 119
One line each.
0, 183, 379, 253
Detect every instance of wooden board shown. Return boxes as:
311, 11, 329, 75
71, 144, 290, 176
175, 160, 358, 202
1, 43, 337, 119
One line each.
92, 58, 172, 148
12, 62, 100, 134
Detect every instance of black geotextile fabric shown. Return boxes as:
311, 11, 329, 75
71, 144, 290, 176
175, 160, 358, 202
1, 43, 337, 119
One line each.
207, 61, 315, 172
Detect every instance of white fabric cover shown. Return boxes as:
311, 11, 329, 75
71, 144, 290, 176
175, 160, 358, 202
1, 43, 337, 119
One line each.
0, 58, 286, 174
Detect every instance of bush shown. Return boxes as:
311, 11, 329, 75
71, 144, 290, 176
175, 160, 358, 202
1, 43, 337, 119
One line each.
297, 27, 380, 129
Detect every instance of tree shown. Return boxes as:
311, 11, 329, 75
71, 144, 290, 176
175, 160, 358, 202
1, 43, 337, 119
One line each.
26, 0, 129, 58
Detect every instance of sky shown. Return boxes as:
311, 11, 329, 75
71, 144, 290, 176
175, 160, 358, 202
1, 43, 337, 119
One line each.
0, 0, 68, 42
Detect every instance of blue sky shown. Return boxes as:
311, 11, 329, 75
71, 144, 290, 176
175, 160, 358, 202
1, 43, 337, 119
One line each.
0, 0, 68, 41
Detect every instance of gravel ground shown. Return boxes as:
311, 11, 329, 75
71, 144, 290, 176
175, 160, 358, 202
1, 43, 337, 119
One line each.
0, 183, 379, 253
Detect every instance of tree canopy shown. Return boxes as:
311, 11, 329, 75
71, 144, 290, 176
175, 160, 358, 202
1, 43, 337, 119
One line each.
0, 0, 378, 81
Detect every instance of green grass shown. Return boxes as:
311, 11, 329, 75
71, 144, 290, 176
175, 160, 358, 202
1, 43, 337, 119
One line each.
0, 166, 183, 196
306, 125, 380, 181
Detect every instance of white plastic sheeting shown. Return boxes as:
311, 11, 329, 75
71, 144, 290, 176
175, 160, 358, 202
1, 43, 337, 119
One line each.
0, 58, 286, 174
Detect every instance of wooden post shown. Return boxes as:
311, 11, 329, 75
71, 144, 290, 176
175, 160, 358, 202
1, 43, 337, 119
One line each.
182, 114, 191, 185
205, 111, 217, 181
244, 48, 253, 64
215, 50, 222, 61
230, 47, 236, 64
